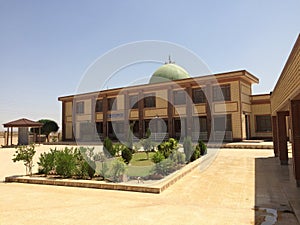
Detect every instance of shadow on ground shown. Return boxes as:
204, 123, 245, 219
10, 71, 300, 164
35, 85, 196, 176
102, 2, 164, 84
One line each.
255, 156, 300, 224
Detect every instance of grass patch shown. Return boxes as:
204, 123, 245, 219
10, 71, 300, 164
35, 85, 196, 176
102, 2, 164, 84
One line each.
130, 152, 155, 166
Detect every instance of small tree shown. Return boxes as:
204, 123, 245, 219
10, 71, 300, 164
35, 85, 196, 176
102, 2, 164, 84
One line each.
141, 128, 153, 159
103, 137, 115, 158
121, 147, 132, 164
183, 136, 193, 162
111, 159, 126, 182
32, 119, 59, 142
12, 144, 36, 176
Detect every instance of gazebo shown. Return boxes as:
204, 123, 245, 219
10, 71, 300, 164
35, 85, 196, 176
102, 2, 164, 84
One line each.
3, 118, 43, 146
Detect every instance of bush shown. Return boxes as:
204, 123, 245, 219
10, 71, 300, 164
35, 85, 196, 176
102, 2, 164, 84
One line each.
190, 146, 200, 162
151, 151, 165, 164
75, 149, 96, 179
99, 161, 109, 179
38, 148, 57, 175
153, 158, 175, 176
55, 147, 77, 178
170, 150, 186, 165
111, 159, 126, 182
12, 144, 36, 176
121, 147, 132, 164
183, 136, 193, 162
198, 140, 207, 155
113, 143, 126, 157
140, 138, 154, 160
103, 137, 115, 157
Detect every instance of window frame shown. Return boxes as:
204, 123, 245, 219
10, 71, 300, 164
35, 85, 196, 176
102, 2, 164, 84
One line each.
255, 115, 272, 132
192, 88, 206, 104
108, 97, 117, 111
95, 99, 103, 112
144, 93, 156, 108
76, 101, 84, 114
129, 95, 138, 109
213, 84, 231, 102
214, 114, 232, 131
174, 90, 186, 105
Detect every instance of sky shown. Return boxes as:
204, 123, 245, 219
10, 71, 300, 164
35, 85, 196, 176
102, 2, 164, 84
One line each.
0, 0, 299, 131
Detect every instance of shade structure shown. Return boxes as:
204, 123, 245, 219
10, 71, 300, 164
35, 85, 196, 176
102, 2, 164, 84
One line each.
3, 118, 43, 146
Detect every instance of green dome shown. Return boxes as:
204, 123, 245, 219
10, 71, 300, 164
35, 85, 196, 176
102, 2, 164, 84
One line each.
149, 63, 190, 84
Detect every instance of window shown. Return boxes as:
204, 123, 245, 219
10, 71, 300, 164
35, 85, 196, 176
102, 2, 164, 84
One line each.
96, 100, 103, 112
193, 88, 206, 104
129, 95, 138, 109
76, 102, 84, 114
174, 90, 186, 105
144, 93, 156, 108
96, 122, 103, 134
214, 114, 232, 131
213, 84, 231, 101
193, 117, 207, 132
108, 98, 117, 111
256, 115, 272, 132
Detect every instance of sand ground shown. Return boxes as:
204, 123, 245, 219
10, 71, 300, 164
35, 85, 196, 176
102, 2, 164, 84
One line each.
0, 146, 299, 225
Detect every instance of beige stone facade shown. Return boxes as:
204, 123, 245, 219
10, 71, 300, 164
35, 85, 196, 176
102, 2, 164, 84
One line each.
270, 34, 300, 186
59, 69, 272, 142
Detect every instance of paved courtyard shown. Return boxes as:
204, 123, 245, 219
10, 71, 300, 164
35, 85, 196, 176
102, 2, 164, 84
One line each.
0, 146, 299, 225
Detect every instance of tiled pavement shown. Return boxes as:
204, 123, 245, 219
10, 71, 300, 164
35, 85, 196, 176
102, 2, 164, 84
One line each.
0, 146, 299, 225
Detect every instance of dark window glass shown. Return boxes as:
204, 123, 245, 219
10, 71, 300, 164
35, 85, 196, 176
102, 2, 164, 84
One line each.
193, 88, 206, 104
76, 102, 84, 114
108, 98, 117, 111
214, 114, 232, 131
174, 90, 186, 105
129, 95, 138, 109
256, 115, 272, 132
96, 122, 103, 134
96, 100, 103, 112
144, 93, 156, 108
213, 84, 231, 101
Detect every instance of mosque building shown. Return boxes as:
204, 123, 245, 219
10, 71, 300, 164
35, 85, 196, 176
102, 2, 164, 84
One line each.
58, 60, 272, 142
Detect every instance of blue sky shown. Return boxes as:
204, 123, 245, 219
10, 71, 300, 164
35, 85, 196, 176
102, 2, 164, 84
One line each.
0, 0, 299, 130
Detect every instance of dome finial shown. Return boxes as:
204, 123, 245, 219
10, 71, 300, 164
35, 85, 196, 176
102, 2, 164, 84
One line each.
165, 55, 175, 64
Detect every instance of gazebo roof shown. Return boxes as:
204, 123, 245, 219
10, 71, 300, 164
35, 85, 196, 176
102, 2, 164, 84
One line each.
3, 118, 43, 128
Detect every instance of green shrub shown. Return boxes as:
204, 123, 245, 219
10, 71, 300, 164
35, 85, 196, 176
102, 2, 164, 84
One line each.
38, 148, 57, 175
157, 142, 172, 158
140, 138, 154, 160
103, 137, 115, 157
151, 151, 165, 164
111, 159, 126, 182
12, 144, 36, 176
198, 140, 207, 155
121, 147, 132, 164
170, 150, 186, 165
183, 136, 193, 162
190, 146, 200, 162
168, 138, 178, 150
99, 161, 109, 179
75, 147, 96, 179
153, 158, 175, 176
55, 147, 77, 178
113, 143, 126, 157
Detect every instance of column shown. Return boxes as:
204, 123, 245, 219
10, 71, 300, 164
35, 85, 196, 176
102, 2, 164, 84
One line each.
138, 91, 144, 139
205, 84, 213, 141
291, 100, 300, 187
167, 88, 174, 138
272, 116, 279, 157
277, 111, 289, 165
123, 91, 129, 141
185, 85, 193, 137
103, 95, 108, 138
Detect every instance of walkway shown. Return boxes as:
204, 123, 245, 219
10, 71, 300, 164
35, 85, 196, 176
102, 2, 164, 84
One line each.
0, 146, 299, 224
